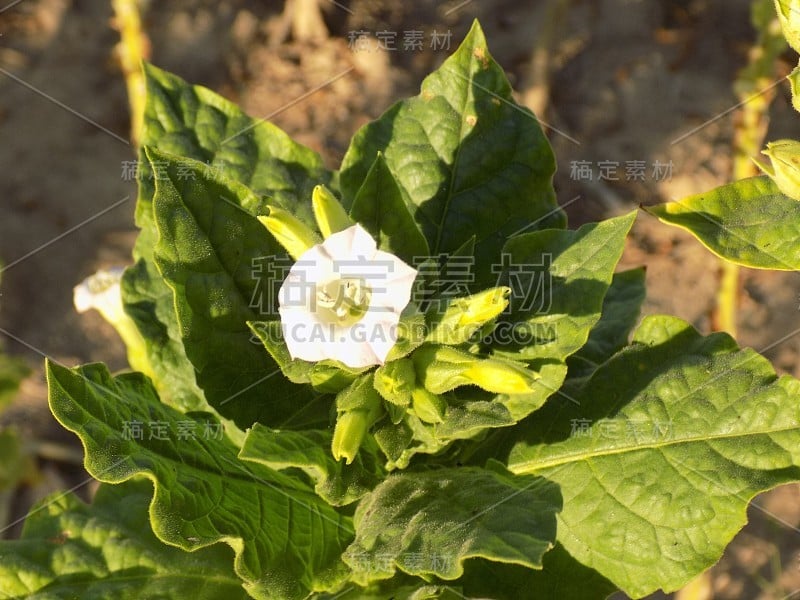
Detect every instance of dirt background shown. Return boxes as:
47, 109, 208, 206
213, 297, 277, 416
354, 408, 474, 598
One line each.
1, 0, 800, 598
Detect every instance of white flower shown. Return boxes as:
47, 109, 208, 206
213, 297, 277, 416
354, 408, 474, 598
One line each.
74, 266, 151, 377
74, 267, 128, 324
278, 224, 417, 368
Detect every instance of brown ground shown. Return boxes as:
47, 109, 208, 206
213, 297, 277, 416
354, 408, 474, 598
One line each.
1, 0, 800, 598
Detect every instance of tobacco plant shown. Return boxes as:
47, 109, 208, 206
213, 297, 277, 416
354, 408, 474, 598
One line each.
2, 21, 800, 600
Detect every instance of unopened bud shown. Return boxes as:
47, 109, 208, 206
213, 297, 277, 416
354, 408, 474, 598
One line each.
373, 358, 415, 406
258, 206, 320, 260
754, 139, 800, 200
414, 345, 537, 394
332, 411, 371, 465
426, 287, 511, 345
331, 374, 383, 464
461, 358, 539, 395
312, 185, 354, 238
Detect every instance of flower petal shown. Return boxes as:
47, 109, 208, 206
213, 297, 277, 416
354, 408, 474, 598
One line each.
369, 250, 418, 313
359, 308, 401, 364
73, 267, 127, 322
320, 223, 377, 262
279, 306, 329, 362
278, 245, 333, 310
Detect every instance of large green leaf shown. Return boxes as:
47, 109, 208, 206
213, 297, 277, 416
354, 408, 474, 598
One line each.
457, 544, 617, 600
506, 315, 800, 597
123, 63, 333, 413
121, 259, 207, 411
340, 20, 564, 289
0, 480, 249, 599
46, 360, 353, 600
644, 176, 800, 270
239, 424, 386, 506
343, 463, 560, 584
461, 213, 637, 436
134, 62, 331, 256
349, 154, 429, 264
317, 579, 465, 599
566, 267, 646, 378
492, 211, 637, 363
148, 148, 319, 427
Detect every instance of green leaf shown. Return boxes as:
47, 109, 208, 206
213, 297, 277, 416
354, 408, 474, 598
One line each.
645, 176, 800, 270
319, 579, 465, 600
240, 424, 385, 506
121, 260, 207, 411
46, 360, 353, 600
0, 480, 250, 599
349, 153, 429, 264
340, 20, 563, 289
248, 320, 316, 385
135, 62, 331, 254
148, 148, 319, 428
248, 320, 366, 395
492, 211, 637, 362
457, 544, 617, 600
567, 267, 646, 378
506, 315, 800, 597
343, 463, 560, 584
124, 63, 333, 412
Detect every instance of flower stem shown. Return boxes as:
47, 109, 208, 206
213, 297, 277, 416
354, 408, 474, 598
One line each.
111, 0, 150, 147
714, 0, 786, 337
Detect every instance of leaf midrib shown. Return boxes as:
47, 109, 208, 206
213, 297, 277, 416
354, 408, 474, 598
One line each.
510, 423, 798, 475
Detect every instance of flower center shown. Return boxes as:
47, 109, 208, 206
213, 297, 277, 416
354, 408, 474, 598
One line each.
315, 277, 372, 327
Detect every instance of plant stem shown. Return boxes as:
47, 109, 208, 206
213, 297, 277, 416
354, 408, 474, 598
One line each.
714, 0, 786, 337
111, 0, 150, 147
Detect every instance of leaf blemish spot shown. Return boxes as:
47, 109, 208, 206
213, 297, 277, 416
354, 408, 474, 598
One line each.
473, 46, 489, 68
466, 115, 477, 126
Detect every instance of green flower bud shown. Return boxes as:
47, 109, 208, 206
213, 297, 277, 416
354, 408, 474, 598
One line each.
413, 345, 538, 395
426, 287, 511, 345
312, 185, 354, 238
331, 411, 371, 465
775, 0, 800, 53
410, 387, 447, 423
461, 358, 539, 395
753, 139, 800, 200
331, 374, 383, 464
373, 358, 416, 406
257, 206, 320, 260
